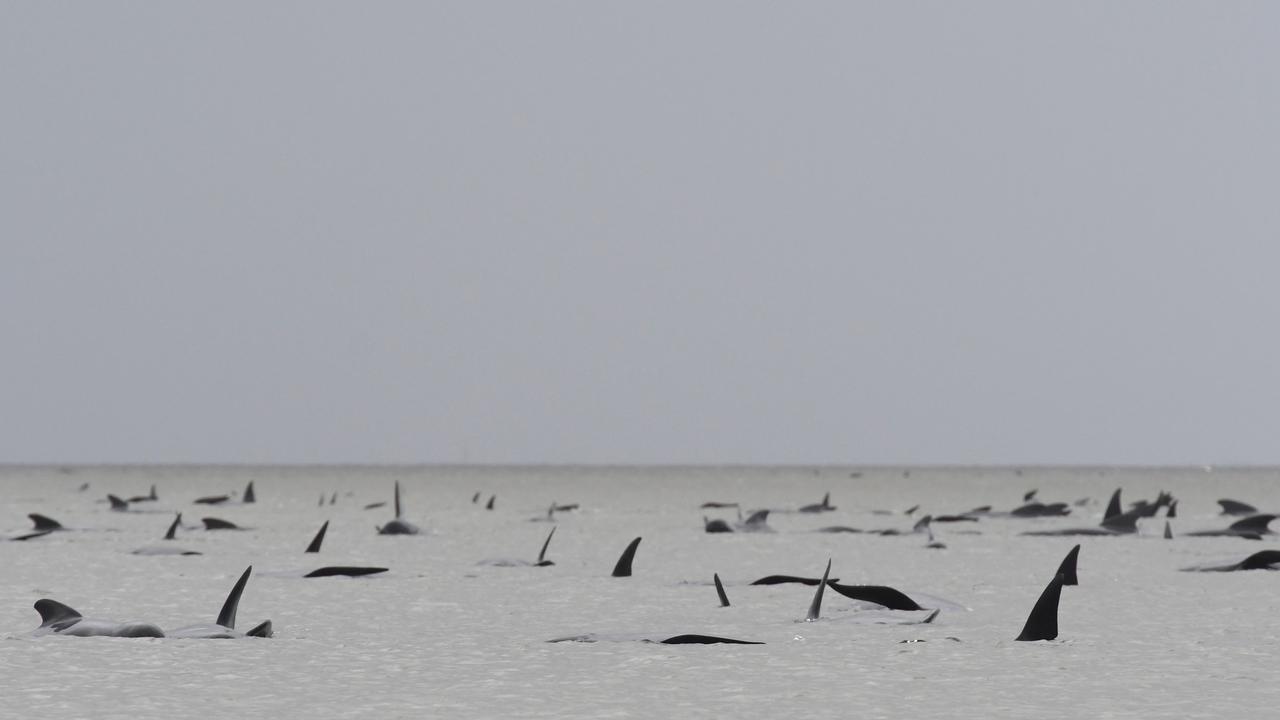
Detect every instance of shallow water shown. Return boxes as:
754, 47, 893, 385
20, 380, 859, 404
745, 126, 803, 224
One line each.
1, 465, 1277, 718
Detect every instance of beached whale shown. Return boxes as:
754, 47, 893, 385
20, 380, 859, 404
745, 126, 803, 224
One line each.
611, 537, 641, 577
127, 485, 158, 503
166, 566, 272, 638
478, 527, 557, 567
1020, 489, 1142, 537
33, 600, 164, 638
548, 632, 764, 645
798, 493, 836, 513
1182, 550, 1280, 572
1218, 499, 1258, 516
1184, 514, 1276, 540
131, 513, 202, 556
1015, 545, 1080, 641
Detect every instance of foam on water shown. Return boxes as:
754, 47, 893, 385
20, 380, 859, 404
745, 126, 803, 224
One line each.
1, 465, 1277, 718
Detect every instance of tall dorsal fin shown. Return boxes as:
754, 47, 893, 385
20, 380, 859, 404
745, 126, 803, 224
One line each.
472, 492, 480, 504
611, 537, 642, 577
1163, 521, 1173, 539
1228, 514, 1277, 534
536, 526, 556, 564
164, 513, 182, 540
1166, 500, 1178, 518
108, 494, 129, 511
714, 573, 730, 607
149, 484, 158, 500
394, 482, 403, 519
486, 495, 495, 510
29, 513, 62, 531
1102, 488, 1123, 522
821, 492, 830, 507
243, 481, 256, 504
216, 566, 253, 629
1056, 545, 1080, 586
34, 599, 82, 628
1016, 572, 1065, 641
805, 559, 832, 621
306, 521, 329, 553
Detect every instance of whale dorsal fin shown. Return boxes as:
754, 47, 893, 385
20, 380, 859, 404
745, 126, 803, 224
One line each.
149, 484, 157, 500
1238, 550, 1280, 570
1102, 489, 1123, 523
1164, 521, 1173, 540
1016, 572, 1065, 641
108, 494, 128, 511
1167, 500, 1178, 518
826, 583, 922, 610
164, 513, 182, 540
1229, 514, 1276, 534
202, 517, 239, 530
913, 515, 933, 533
1219, 499, 1258, 515
246, 620, 272, 638
821, 492, 830, 508
805, 559, 832, 621
1025, 489, 1038, 501
472, 492, 480, 504
243, 481, 256, 504
34, 599, 82, 628
536, 526, 556, 565
216, 566, 253, 629
486, 495, 495, 510
1056, 545, 1081, 586
29, 513, 62, 531
1101, 505, 1141, 532
394, 482, 403, 518
319, 494, 324, 507
611, 537, 642, 577
711, 571, 732, 604
306, 521, 329, 553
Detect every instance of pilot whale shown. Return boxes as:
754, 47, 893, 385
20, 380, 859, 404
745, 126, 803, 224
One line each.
1015, 546, 1080, 641
377, 482, 420, 535
131, 513, 202, 556
167, 566, 273, 638
33, 599, 164, 638
478, 527, 557, 568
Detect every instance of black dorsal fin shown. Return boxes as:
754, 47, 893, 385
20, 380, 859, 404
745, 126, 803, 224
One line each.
243, 481, 256, 504
1164, 521, 1173, 539
394, 482, 403, 518
164, 513, 182, 540
306, 521, 328, 553
1101, 507, 1141, 532
826, 583, 922, 610
1102, 488, 1122, 522
805, 559, 832, 621
486, 495, 495, 510
821, 492, 830, 507
246, 620, 272, 637
1016, 572, 1065, 641
29, 513, 62, 531
1167, 500, 1178, 518
1229, 514, 1277, 533
149, 484, 158, 500
611, 537, 642, 577
108, 494, 128, 511
216, 566, 253, 629
1056, 545, 1080, 586
1219, 499, 1258, 515
536, 526, 556, 564
1025, 489, 1038, 501
714, 573, 730, 607
34, 599, 82, 627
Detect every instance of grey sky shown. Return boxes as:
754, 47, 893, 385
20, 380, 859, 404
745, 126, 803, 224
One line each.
2, 3, 1278, 465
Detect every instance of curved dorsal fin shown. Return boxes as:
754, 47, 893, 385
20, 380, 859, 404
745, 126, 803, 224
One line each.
1102, 488, 1123, 522
1016, 572, 1065, 641
826, 582, 922, 610
536, 526, 556, 564
1056, 545, 1081, 586
202, 517, 239, 530
217, 566, 253, 629
611, 537, 642, 577
805, 559, 832, 621
34, 599, 82, 628
164, 513, 182, 540
1229, 514, 1276, 533
29, 513, 63, 531
243, 481, 256, 504
486, 495, 495, 510
714, 573, 730, 607
108, 494, 128, 511
1219, 499, 1258, 515
305, 521, 329, 553
246, 620, 272, 637
1166, 500, 1178, 518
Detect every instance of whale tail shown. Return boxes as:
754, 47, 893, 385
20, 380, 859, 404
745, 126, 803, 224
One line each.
1016, 572, 1065, 641
108, 494, 128, 511
536, 526, 556, 566
34, 599, 82, 629
1056, 545, 1081, 586
611, 537, 642, 577
805, 559, 832, 621
216, 566, 254, 629
164, 513, 182, 540
306, 521, 329, 553
243, 481, 256, 504
714, 573, 730, 607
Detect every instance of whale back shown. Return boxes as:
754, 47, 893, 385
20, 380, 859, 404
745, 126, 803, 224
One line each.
1229, 514, 1277, 534
611, 537, 642, 577
305, 521, 328, 554
826, 583, 923, 611
1238, 550, 1280, 570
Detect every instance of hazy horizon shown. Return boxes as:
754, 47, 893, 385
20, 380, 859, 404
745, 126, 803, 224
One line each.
4, 4, 1278, 466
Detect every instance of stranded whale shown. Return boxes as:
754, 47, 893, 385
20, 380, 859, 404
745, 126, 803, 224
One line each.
377, 482, 421, 535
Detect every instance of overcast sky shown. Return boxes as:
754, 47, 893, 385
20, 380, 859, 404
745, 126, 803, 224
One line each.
2, 3, 1278, 465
